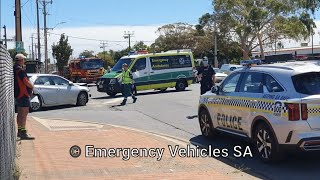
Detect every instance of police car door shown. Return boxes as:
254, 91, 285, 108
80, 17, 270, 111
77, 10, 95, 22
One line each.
237, 72, 265, 135
217, 72, 244, 133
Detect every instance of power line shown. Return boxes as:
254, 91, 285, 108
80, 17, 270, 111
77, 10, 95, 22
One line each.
47, 32, 154, 43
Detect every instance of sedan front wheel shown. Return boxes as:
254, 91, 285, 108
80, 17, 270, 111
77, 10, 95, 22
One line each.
76, 92, 88, 106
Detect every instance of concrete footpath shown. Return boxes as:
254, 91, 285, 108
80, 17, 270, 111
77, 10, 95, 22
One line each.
16, 117, 258, 180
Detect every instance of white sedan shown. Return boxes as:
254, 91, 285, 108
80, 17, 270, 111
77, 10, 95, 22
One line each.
28, 74, 90, 111
212, 68, 228, 83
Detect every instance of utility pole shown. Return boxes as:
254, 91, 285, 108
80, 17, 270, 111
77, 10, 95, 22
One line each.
42, 0, 52, 73
34, 44, 38, 59
214, 19, 218, 68
124, 31, 134, 52
15, 0, 23, 52
100, 41, 107, 60
36, 0, 41, 63
3, 25, 7, 48
31, 34, 35, 60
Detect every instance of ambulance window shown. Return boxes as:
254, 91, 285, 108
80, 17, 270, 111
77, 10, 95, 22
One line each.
132, 58, 146, 72
240, 72, 263, 93
222, 73, 241, 93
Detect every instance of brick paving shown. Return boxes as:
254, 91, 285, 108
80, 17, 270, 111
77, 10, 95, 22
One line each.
16, 117, 258, 180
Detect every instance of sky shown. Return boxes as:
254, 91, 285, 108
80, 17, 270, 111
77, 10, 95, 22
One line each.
0, 0, 213, 62
1, 0, 320, 63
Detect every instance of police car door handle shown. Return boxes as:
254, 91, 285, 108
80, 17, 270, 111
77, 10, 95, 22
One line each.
250, 100, 258, 103
150, 72, 154, 73
144, 72, 148, 74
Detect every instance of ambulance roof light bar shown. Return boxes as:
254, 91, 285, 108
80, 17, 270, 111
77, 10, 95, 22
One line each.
165, 49, 192, 53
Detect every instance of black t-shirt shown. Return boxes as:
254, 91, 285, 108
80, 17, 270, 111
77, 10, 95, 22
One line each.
14, 64, 32, 98
197, 66, 216, 85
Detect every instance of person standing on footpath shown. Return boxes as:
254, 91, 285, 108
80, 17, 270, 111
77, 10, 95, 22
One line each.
14, 54, 35, 140
120, 63, 137, 105
197, 57, 216, 95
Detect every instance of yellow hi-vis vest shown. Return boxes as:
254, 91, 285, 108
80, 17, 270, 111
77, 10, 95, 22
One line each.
122, 70, 133, 84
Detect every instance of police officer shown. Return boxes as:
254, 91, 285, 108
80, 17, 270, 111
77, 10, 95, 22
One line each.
120, 63, 137, 105
197, 57, 216, 95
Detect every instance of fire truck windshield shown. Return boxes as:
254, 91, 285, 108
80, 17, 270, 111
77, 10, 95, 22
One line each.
112, 58, 134, 72
80, 59, 104, 70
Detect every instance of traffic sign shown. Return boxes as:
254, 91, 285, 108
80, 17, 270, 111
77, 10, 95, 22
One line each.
16, 41, 25, 53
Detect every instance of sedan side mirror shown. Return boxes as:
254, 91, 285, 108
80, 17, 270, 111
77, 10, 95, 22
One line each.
69, 82, 74, 86
211, 86, 220, 94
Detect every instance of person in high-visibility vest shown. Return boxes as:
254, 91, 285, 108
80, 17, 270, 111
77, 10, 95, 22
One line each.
120, 63, 137, 105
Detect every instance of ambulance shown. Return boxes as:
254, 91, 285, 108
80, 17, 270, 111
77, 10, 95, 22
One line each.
97, 50, 195, 96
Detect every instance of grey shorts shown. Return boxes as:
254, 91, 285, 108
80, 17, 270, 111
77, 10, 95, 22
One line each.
15, 97, 31, 108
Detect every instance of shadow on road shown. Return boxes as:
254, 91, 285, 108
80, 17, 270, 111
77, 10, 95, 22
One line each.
30, 104, 77, 113
91, 89, 192, 100
190, 134, 320, 180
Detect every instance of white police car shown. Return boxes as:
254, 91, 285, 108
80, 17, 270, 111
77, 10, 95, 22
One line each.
198, 60, 320, 162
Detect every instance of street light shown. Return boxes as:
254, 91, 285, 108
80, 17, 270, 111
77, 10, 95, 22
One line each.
44, 21, 66, 73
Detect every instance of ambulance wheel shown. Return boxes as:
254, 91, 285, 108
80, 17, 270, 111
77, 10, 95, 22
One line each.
253, 123, 282, 163
175, 80, 186, 91
199, 109, 216, 138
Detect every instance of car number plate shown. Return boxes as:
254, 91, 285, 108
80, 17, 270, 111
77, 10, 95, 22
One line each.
99, 85, 103, 88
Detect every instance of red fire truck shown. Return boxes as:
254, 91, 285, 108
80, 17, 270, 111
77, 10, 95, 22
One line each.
68, 57, 105, 83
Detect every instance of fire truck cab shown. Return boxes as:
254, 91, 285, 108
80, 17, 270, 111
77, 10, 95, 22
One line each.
69, 57, 105, 83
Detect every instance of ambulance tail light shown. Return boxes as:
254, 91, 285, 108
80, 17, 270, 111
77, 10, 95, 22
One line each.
301, 103, 308, 120
287, 103, 300, 121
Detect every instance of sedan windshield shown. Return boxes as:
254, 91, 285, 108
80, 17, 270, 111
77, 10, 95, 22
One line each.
112, 58, 134, 72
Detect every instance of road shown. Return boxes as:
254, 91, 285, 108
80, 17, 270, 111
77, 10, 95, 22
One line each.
31, 83, 320, 180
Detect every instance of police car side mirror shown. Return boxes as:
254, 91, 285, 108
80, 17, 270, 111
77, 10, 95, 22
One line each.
211, 86, 219, 94
69, 82, 74, 86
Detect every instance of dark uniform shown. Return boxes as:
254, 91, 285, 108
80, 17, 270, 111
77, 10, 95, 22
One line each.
121, 69, 137, 105
198, 66, 216, 95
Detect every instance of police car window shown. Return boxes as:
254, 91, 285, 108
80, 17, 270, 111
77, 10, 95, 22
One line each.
292, 72, 320, 95
264, 74, 284, 92
132, 58, 146, 72
222, 73, 241, 93
240, 72, 263, 93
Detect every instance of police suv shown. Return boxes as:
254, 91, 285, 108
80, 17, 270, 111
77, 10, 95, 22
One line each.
198, 60, 320, 162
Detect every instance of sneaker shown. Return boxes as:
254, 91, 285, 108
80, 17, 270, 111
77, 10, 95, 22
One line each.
18, 130, 35, 140
120, 99, 127, 106
133, 97, 137, 103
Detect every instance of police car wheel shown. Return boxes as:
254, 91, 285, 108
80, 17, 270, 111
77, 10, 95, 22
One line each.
199, 109, 216, 138
254, 123, 281, 163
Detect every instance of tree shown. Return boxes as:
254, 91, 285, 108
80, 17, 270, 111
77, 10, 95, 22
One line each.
133, 41, 148, 51
213, 0, 311, 59
79, 50, 94, 58
153, 23, 198, 52
8, 49, 28, 60
97, 51, 115, 68
52, 34, 73, 75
